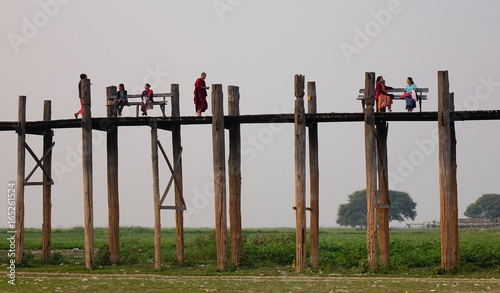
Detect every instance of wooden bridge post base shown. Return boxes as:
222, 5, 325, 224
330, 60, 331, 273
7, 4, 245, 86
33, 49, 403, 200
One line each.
307, 81, 320, 269
228, 85, 242, 266
294, 74, 307, 272
81, 79, 94, 269
364, 72, 378, 270
376, 120, 390, 266
171, 84, 185, 264
15, 96, 26, 264
42, 100, 53, 262
150, 120, 162, 270
438, 71, 460, 270
106, 86, 120, 265
212, 84, 228, 271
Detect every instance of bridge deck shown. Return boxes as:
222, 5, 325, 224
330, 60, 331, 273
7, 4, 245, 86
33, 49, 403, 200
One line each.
0, 110, 499, 133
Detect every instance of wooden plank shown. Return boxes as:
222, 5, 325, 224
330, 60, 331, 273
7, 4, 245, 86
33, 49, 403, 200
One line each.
127, 101, 169, 104
0, 110, 498, 136
438, 71, 460, 270
0, 110, 494, 134
360, 88, 429, 93
171, 84, 185, 264
292, 206, 312, 211
212, 84, 228, 271
364, 72, 378, 270
357, 95, 428, 100
106, 86, 120, 265
126, 93, 173, 98
294, 74, 307, 272
150, 120, 161, 270
160, 206, 187, 211
376, 120, 390, 266
15, 96, 26, 264
228, 85, 242, 267
24, 182, 53, 186
81, 78, 94, 269
42, 100, 53, 262
307, 81, 319, 269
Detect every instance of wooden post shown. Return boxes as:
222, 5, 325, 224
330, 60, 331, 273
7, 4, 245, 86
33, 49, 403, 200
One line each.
151, 120, 161, 270
171, 84, 185, 264
42, 100, 53, 262
228, 85, 242, 266
438, 71, 460, 270
376, 120, 390, 266
81, 78, 94, 269
106, 86, 119, 264
364, 72, 378, 270
449, 92, 459, 268
212, 84, 228, 271
307, 81, 320, 269
15, 96, 26, 264
294, 74, 307, 272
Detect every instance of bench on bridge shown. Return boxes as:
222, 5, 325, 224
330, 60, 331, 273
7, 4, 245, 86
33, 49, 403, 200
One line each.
458, 218, 498, 228
119, 93, 172, 117
357, 88, 429, 112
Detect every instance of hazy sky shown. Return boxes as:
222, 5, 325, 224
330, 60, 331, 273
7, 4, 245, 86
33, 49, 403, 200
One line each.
1, 0, 499, 229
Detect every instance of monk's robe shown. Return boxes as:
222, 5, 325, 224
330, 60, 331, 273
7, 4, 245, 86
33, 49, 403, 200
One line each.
194, 78, 208, 113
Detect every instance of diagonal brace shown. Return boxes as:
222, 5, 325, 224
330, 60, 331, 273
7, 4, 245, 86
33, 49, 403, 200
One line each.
157, 142, 183, 206
24, 141, 55, 183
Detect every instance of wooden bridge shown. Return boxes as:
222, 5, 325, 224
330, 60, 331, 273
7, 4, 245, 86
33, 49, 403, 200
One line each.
5, 71, 500, 272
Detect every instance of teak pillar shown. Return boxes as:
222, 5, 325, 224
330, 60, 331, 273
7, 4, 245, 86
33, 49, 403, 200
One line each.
307, 81, 320, 269
81, 79, 94, 269
171, 84, 185, 264
228, 85, 242, 266
106, 86, 120, 264
377, 120, 390, 266
212, 84, 228, 271
294, 74, 307, 272
438, 70, 460, 270
15, 96, 26, 264
363, 72, 378, 270
42, 100, 53, 261
150, 120, 161, 270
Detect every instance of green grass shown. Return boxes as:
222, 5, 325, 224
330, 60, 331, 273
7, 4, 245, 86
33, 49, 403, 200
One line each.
1, 227, 500, 292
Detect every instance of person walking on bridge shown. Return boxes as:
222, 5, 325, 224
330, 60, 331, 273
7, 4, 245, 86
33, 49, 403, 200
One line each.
74, 73, 88, 119
194, 72, 210, 116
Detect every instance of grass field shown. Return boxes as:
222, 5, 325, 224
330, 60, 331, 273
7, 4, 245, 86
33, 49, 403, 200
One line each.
1, 227, 500, 292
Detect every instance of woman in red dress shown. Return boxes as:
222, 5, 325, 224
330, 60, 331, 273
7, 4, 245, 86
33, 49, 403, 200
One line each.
375, 76, 393, 112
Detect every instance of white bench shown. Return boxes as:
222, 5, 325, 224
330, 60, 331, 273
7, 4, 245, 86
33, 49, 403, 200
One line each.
357, 88, 428, 112
123, 93, 172, 117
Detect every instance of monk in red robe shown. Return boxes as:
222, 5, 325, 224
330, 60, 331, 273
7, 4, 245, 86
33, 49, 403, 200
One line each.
194, 72, 209, 116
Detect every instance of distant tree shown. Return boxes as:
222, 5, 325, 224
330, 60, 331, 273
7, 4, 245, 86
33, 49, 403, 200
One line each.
336, 189, 417, 228
464, 193, 500, 219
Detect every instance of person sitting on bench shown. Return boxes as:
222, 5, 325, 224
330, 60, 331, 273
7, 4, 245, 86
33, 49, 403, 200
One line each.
375, 76, 393, 112
141, 83, 154, 116
116, 83, 128, 117
401, 77, 418, 112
